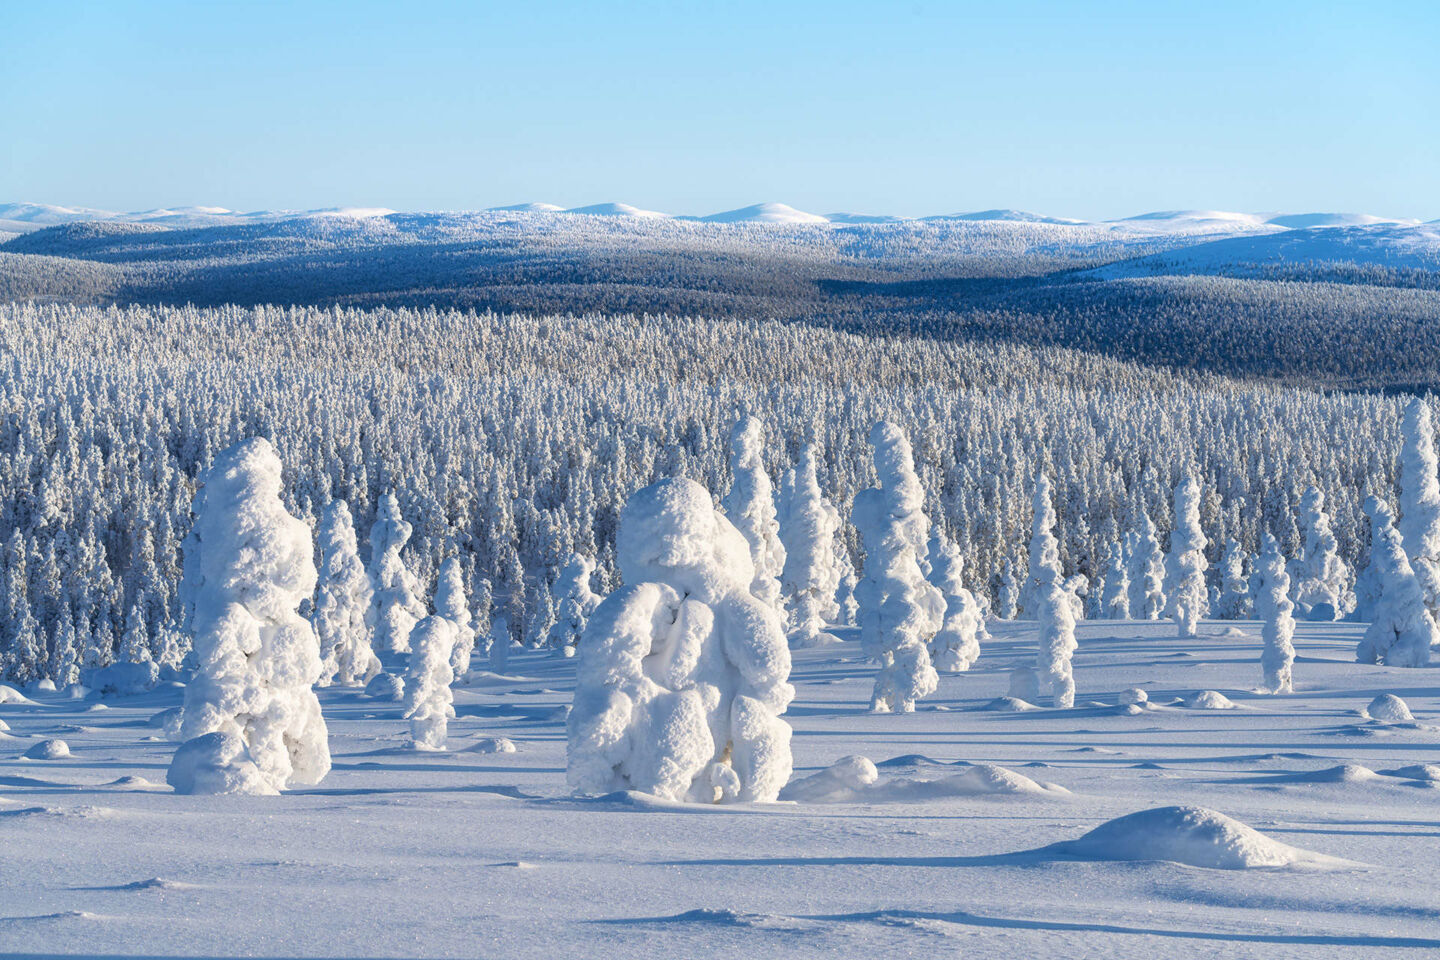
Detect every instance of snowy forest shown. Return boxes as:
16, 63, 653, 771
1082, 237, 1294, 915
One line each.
0, 297, 1425, 686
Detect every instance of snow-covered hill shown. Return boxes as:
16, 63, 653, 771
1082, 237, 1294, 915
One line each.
1093, 223, 1440, 278
699, 202, 829, 224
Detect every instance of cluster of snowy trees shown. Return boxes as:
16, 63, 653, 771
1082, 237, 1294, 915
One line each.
0, 301, 1434, 686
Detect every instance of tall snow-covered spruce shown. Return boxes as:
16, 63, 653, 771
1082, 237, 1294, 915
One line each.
1163, 474, 1209, 638
723, 417, 786, 612
567, 478, 794, 803
778, 444, 843, 647
545, 553, 602, 655
314, 500, 379, 686
1029, 475, 1076, 707
1128, 511, 1167, 620
1290, 485, 1353, 621
851, 422, 943, 713
927, 530, 982, 672
1254, 534, 1295, 693
434, 556, 476, 677
1399, 398, 1440, 618
404, 615, 456, 750
1358, 496, 1436, 668
168, 438, 330, 795
366, 493, 428, 657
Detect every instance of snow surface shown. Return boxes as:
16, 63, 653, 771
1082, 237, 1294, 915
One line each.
3, 619, 1438, 957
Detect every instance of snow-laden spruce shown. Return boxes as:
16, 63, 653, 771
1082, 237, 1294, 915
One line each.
722, 417, 786, 612
1098, 543, 1130, 619
403, 616, 456, 750
170, 438, 330, 794
314, 500, 379, 686
1216, 539, 1252, 619
996, 558, 1019, 620
1030, 476, 1076, 707
927, 530, 982, 671
566, 477, 794, 802
1128, 512, 1167, 620
1254, 534, 1295, 694
545, 554, 602, 656
1290, 485, 1353, 621
1024, 473, 1062, 617
1163, 475, 1209, 637
851, 422, 943, 713
434, 557, 476, 677
366, 493, 428, 656
777, 444, 842, 648
1358, 496, 1437, 668
1399, 398, 1440, 618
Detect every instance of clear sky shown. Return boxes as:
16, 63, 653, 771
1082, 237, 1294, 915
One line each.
3, 0, 1437, 220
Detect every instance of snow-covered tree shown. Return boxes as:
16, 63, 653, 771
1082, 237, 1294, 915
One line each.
1024, 473, 1062, 616
926, 530, 982, 672
366, 493, 427, 656
835, 567, 859, 627
1398, 398, 1440, 618
1358, 496, 1436, 668
434, 556, 476, 676
851, 422, 943, 713
119, 600, 153, 665
545, 553, 602, 655
722, 417, 786, 611
1128, 513, 1166, 620
171, 438, 330, 793
314, 500, 379, 686
403, 615, 456, 750
778, 444, 842, 647
1254, 534, 1295, 693
1290, 485, 1353, 620
1215, 538, 1251, 619
566, 477, 794, 802
996, 558, 1019, 620
1163, 474, 1208, 637
1098, 543, 1129, 619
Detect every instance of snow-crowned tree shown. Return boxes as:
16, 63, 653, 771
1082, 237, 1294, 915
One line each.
487, 615, 511, 673
472, 578, 494, 653
1063, 573, 1088, 622
403, 615, 456, 750
50, 617, 81, 689
1024, 473, 1062, 617
119, 600, 153, 665
836, 567, 859, 628
996, 558, 1019, 620
545, 553, 602, 655
1398, 398, 1440, 618
778, 444, 842, 647
1290, 485, 1354, 620
1254, 534, 1295, 693
314, 500, 379, 686
723, 417, 786, 611
1030, 477, 1076, 706
1098, 543, 1130, 619
926, 530, 981, 672
1128, 512, 1166, 620
1163, 474, 1209, 637
567, 477, 794, 802
434, 556, 476, 676
851, 422, 944, 713
366, 492, 427, 656
1215, 539, 1252, 619
1358, 496, 1437, 668
171, 438, 330, 794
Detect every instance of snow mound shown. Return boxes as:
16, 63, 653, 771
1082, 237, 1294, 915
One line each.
465, 737, 517, 754
83, 661, 159, 697
701, 202, 828, 224
982, 696, 1040, 712
1185, 690, 1237, 710
781, 756, 1067, 803
1050, 805, 1349, 869
1117, 703, 1146, 716
23, 739, 70, 760
1381, 764, 1440, 782
1118, 688, 1149, 705
0, 684, 36, 705
1366, 694, 1414, 722
0, 718, 9, 731
364, 672, 405, 701
1278, 764, 1381, 784
167, 732, 278, 796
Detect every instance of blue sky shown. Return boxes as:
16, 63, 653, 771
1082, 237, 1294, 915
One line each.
3, 0, 1436, 220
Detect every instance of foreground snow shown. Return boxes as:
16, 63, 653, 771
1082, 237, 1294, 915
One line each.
3, 619, 1438, 958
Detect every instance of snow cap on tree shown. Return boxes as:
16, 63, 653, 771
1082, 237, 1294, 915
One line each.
171, 437, 330, 794
851, 422, 943, 712
568, 477, 794, 803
